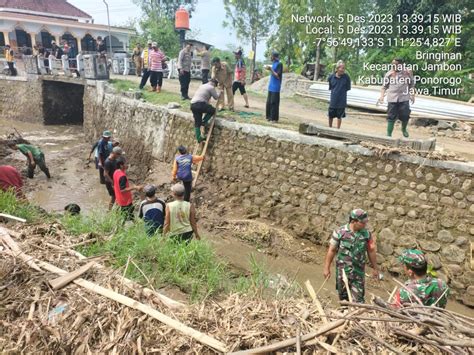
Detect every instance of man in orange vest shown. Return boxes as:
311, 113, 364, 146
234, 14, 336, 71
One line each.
113, 157, 143, 220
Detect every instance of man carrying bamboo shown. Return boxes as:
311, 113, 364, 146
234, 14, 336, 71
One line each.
323, 209, 379, 303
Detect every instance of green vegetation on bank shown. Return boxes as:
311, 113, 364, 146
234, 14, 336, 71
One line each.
60, 208, 300, 301
110, 79, 187, 109
0, 190, 42, 222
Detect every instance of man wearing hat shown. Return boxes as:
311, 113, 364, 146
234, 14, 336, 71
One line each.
172, 145, 204, 201
211, 57, 234, 111
4, 44, 16, 76
395, 249, 449, 308
139, 40, 153, 89
177, 42, 193, 99
104, 146, 123, 209
323, 209, 379, 303
139, 184, 166, 236
97, 130, 113, 184
265, 51, 283, 122
232, 49, 250, 108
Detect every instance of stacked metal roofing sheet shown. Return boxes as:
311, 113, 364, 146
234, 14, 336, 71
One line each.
309, 83, 474, 122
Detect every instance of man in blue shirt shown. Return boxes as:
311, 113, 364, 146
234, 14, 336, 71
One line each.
139, 184, 166, 236
328, 61, 351, 129
97, 130, 113, 184
265, 51, 283, 122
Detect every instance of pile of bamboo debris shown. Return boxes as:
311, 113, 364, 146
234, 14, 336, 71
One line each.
1, 224, 473, 354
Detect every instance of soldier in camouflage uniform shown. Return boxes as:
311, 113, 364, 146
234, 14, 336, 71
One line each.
323, 209, 379, 303
395, 249, 449, 308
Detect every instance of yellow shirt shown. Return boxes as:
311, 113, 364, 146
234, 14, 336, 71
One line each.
5, 48, 14, 62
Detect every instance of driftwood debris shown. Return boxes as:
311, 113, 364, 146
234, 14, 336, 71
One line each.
49, 261, 95, 290
33, 258, 228, 353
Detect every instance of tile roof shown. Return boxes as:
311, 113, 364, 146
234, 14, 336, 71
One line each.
0, 0, 92, 19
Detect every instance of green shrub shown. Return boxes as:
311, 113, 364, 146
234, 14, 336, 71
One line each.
0, 190, 41, 222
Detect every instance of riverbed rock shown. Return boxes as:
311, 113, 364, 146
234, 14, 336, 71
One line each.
419, 240, 441, 252
167, 102, 181, 109
441, 245, 465, 263
437, 230, 454, 243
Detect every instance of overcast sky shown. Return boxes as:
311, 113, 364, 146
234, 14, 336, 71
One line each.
68, 0, 267, 60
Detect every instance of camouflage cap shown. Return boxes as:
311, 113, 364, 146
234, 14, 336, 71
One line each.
350, 209, 368, 223
399, 249, 427, 268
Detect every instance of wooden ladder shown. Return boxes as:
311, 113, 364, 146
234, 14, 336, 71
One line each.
192, 115, 216, 188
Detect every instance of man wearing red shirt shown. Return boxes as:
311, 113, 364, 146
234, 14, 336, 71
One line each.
113, 158, 142, 220
0, 165, 25, 199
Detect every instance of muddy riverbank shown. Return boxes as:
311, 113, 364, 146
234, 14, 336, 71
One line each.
1, 118, 472, 315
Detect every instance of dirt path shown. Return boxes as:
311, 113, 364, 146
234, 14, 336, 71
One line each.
115, 74, 474, 161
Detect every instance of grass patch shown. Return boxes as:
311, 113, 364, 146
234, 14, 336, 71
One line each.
62, 208, 300, 301
0, 190, 42, 222
63, 211, 227, 300
61, 207, 123, 236
109, 78, 189, 110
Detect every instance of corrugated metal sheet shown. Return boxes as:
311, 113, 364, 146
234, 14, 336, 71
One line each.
309, 83, 474, 122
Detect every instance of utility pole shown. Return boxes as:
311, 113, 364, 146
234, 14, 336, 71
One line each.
103, 0, 113, 58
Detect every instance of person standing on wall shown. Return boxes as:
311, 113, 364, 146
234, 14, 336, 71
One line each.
4, 44, 17, 76
328, 60, 351, 129
265, 51, 283, 122
7, 142, 51, 179
164, 183, 201, 243
103, 146, 123, 210
51, 41, 63, 59
149, 42, 166, 93
139, 40, 153, 89
132, 43, 143, 77
172, 145, 204, 202
232, 49, 250, 108
211, 57, 234, 111
197, 44, 211, 84
113, 157, 143, 221
97, 130, 113, 185
177, 42, 193, 100
378, 57, 415, 138
323, 209, 379, 303
190, 78, 220, 143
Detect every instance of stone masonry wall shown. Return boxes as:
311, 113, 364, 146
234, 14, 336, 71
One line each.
87, 84, 474, 306
0, 78, 43, 123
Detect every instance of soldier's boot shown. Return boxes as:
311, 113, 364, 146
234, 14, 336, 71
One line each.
387, 120, 395, 137
401, 120, 409, 138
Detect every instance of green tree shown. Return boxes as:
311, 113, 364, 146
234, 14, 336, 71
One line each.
136, 16, 181, 58
223, 0, 278, 75
132, 0, 198, 20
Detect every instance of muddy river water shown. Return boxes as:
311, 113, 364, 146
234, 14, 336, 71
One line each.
1, 118, 472, 316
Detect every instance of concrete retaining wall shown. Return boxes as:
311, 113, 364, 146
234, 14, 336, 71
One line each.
83, 83, 474, 305
0, 77, 43, 122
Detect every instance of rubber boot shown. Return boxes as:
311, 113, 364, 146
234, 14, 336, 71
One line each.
387, 120, 395, 137
401, 121, 409, 138
203, 112, 213, 127
194, 127, 202, 143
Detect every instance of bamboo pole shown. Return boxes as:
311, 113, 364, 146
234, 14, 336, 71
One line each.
35, 259, 228, 353
230, 310, 362, 354
0, 227, 41, 272
193, 116, 215, 188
